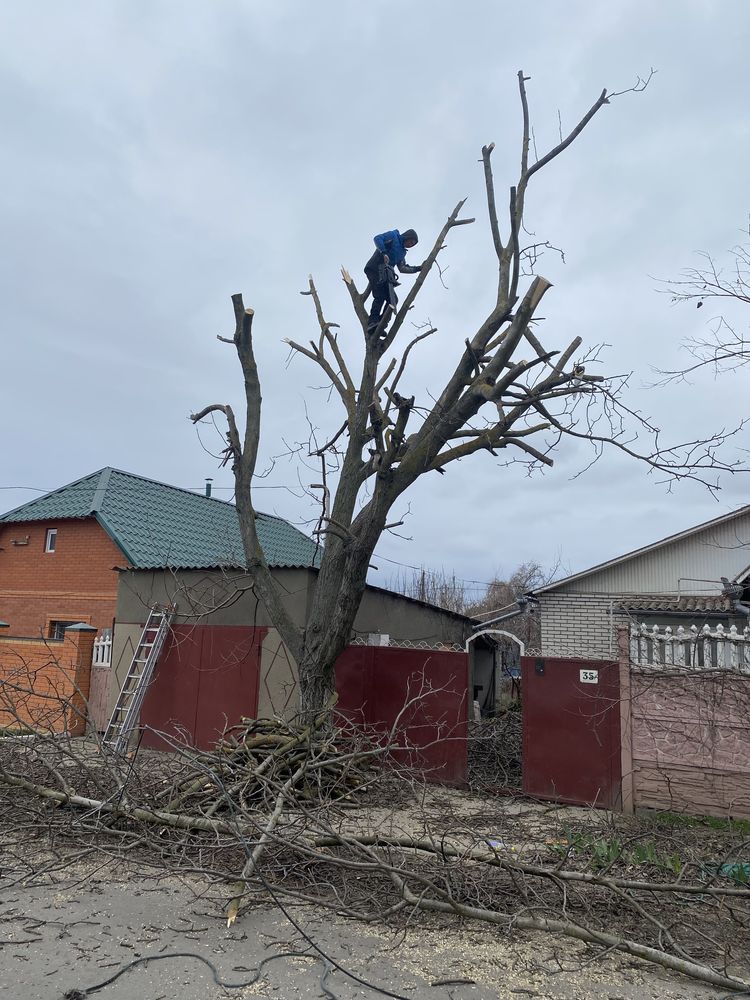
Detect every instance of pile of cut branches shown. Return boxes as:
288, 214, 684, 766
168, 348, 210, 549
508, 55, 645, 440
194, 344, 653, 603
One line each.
160, 706, 378, 816
468, 710, 523, 790
2, 720, 750, 994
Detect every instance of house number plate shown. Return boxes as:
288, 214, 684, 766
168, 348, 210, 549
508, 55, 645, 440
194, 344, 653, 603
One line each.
579, 669, 599, 684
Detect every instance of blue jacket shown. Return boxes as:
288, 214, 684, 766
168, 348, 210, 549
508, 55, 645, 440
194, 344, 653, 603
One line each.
373, 230, 408, 266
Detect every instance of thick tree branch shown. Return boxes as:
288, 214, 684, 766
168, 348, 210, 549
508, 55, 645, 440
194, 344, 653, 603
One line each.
341, 267, 371, 332
192, 295, 303, 665
524, 84, 609, 183
481, 142, 504, 260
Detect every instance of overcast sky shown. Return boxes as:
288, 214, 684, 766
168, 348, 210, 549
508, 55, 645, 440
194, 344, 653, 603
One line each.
2, 1, 749, 600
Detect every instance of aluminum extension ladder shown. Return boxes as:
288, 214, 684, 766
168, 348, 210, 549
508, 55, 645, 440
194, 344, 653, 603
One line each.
103, 604, 175, 754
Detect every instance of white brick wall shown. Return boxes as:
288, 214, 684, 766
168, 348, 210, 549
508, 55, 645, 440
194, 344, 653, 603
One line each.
539, 592, 629, 660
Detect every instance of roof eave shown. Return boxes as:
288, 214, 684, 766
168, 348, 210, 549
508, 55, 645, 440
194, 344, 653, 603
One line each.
94, 511, 135, 565
0, 468, 111, 523
115, 561, 316, 572
534, 503, 750, 596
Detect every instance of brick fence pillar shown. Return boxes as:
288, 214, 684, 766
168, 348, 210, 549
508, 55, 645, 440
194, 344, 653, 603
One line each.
617, 625, 634, 815
64, 624, 98, 736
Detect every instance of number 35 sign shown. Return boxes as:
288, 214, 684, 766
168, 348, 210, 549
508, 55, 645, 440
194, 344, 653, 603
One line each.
579, 669, 599, 684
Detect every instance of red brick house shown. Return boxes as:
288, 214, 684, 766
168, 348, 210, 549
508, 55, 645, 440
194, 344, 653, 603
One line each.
0, 498, 125, 638
0, 466, 321, 639
0, 469, 476, 779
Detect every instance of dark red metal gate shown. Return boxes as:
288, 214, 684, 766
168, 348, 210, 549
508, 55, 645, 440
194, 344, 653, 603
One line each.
140, 625, 265, 750
336, 646, 469, 787
138, 626, 468, 786
522, 656, 621, 808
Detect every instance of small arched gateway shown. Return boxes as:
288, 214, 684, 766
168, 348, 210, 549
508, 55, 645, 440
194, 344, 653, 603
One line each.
466, 628, 524, 718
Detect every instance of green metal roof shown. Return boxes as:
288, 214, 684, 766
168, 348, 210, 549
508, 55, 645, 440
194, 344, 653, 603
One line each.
0, 468, 321, 570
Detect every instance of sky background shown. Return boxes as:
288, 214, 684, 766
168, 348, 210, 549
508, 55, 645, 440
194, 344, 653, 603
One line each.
2, 1, 749, 602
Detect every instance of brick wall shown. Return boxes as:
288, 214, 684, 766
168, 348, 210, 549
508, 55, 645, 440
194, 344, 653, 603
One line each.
539, 591, 630, 660
0, 518, 125, 637
0, 626, 97, 735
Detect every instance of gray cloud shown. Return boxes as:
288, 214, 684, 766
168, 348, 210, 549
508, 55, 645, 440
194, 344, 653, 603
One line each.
2, 0, 749, 594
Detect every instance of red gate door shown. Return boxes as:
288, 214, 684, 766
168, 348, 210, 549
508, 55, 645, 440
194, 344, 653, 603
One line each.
139, 625, 265, 750
522, 656, 621, 808
336, 646, 469, 787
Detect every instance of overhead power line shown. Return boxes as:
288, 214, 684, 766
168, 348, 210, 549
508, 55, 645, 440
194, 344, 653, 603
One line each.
371, 552, 502, 589
1, 485, 511, 592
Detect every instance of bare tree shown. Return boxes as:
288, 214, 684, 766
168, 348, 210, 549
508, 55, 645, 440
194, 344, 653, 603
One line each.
467, 560, 552, 616
385, 560, 554, 647
468, 560, 556, 649
385, 565, 470, 615
657, 229, 750, 383
192, 69, 739, 713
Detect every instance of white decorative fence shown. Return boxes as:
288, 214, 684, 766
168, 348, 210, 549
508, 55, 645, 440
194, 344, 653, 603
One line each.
92, 628, 112, 667
630, 623, 750, 672
350, 635, 464, 652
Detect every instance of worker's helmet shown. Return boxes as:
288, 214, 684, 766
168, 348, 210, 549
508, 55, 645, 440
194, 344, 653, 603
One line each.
401, 229, 418, 248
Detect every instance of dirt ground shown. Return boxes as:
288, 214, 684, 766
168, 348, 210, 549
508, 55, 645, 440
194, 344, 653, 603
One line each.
0, 860, 728, 1000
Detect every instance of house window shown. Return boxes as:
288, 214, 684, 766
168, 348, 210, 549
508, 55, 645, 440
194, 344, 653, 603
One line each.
49, 620, 77, 640
45, 528, 57, 553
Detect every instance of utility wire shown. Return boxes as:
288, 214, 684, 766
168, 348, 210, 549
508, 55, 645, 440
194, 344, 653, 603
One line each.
2, 486, 532, 591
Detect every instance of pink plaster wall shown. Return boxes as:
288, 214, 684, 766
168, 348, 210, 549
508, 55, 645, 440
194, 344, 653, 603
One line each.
630, 669, 750, 819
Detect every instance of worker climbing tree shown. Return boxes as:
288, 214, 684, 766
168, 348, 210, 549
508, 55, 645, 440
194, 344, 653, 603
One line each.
364, 228, 423, 333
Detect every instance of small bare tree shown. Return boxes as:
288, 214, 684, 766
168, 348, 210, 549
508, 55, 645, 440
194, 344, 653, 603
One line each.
385, 565, 470, 615
657, 228, 750, 382
192, 70, 739, 713
466, 560, 552, 616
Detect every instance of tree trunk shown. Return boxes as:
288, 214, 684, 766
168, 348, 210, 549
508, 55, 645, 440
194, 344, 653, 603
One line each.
297, 644, 338, 715
297, 549, 373, 714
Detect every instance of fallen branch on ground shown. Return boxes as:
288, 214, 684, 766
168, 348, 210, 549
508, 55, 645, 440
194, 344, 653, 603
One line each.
1, 745, 749, 994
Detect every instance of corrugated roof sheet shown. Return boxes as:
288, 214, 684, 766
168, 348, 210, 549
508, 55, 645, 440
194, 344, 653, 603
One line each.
0, 468, 320, 570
